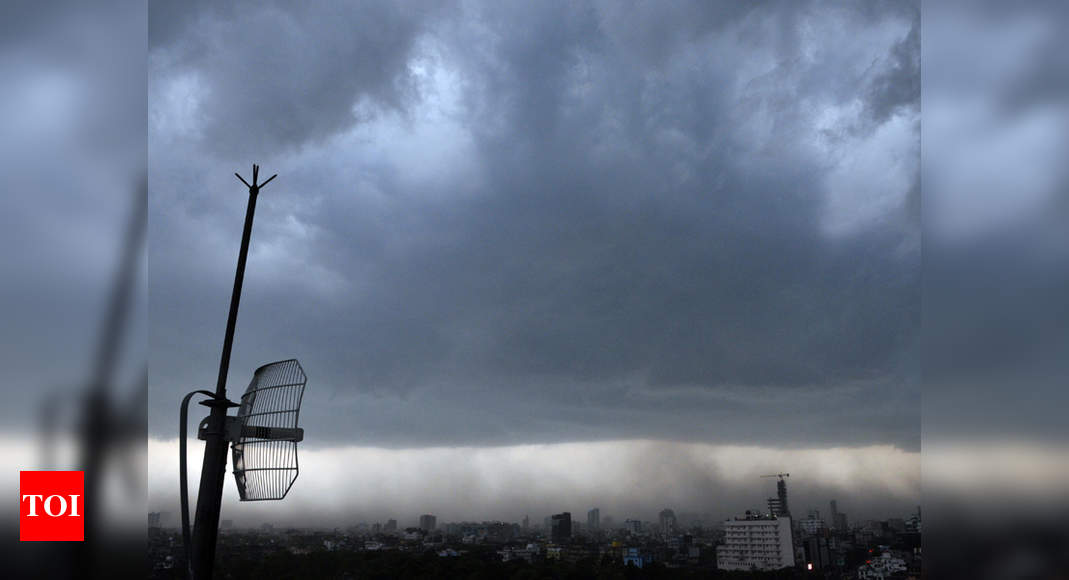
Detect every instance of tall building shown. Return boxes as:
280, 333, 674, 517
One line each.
658, 508, 677, 536
799, 510, 825, 535
587, 508, 600, 531
419, 514, 437, 532
767, 477, 790, 518
716, 515, 795, 571
550, 512, 571, 543
828, 500, 847, 531
522, 515, 529, 531
803, 536, 832, 571
835, 512, 848, 531
385, 519, 397, 533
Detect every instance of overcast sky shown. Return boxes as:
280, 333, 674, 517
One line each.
147, 0, 920, 522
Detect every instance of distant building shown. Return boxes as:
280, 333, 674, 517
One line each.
148, 512, 161, 529
623, 547, 653, 568
624, 519, 643, 535
419, 514, 437, 532
522, 515, 529, 531
857, 551, 908, 578
385, 519, 397, 533
658, 508, 677, 537
829, 500, 848, 531
799, 510, 825, 535
221, 519, 233, 530
498, 544, 539, 563
550, 512, 572, 543
587, 508, 600, 531
716, 515, 795, 571
906, 509, 921, 533
803, 536, 832, 571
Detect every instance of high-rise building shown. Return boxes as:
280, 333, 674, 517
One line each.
587, 508, 600, 531
148, 512, 161, 529
522, 515, 529, 531
419, 514, 437, 532
550, 512, 571, 543
799, 510, 825, 535
803, 536, 832, 571
829, 502, 846, 534
659, 508, 677, 536
767, 477, 790, 518
716, 515, 795, 571
385, 519, 397, 533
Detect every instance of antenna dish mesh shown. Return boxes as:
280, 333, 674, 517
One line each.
231, 359, 306, 501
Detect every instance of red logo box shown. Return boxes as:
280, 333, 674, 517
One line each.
19, 471, 84, 541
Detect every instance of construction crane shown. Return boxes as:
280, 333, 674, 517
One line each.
760, 473, 790, 479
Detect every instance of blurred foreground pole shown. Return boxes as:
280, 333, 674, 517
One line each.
190, 165, 276, 579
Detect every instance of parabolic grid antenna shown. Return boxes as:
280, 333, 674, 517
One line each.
230, 359, 306, 501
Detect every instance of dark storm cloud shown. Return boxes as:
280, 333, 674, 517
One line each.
150, 1, 919, 449
866, 16, 919, 125
150, 0, 449, 159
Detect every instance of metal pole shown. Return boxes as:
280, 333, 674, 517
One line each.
190, 165, 276, 579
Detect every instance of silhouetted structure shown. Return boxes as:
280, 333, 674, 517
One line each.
803, 535, 832, 571
419, 514, 437, 532
659, 508, 677, 536
587, 508, 600, 531
179, 166, 308, 580
830, 499, 848, 531
550, 512, 572, 543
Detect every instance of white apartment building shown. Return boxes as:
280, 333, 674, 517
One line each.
716, 516, 795, 571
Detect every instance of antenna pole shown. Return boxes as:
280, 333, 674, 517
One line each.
190, 165, 276, 579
